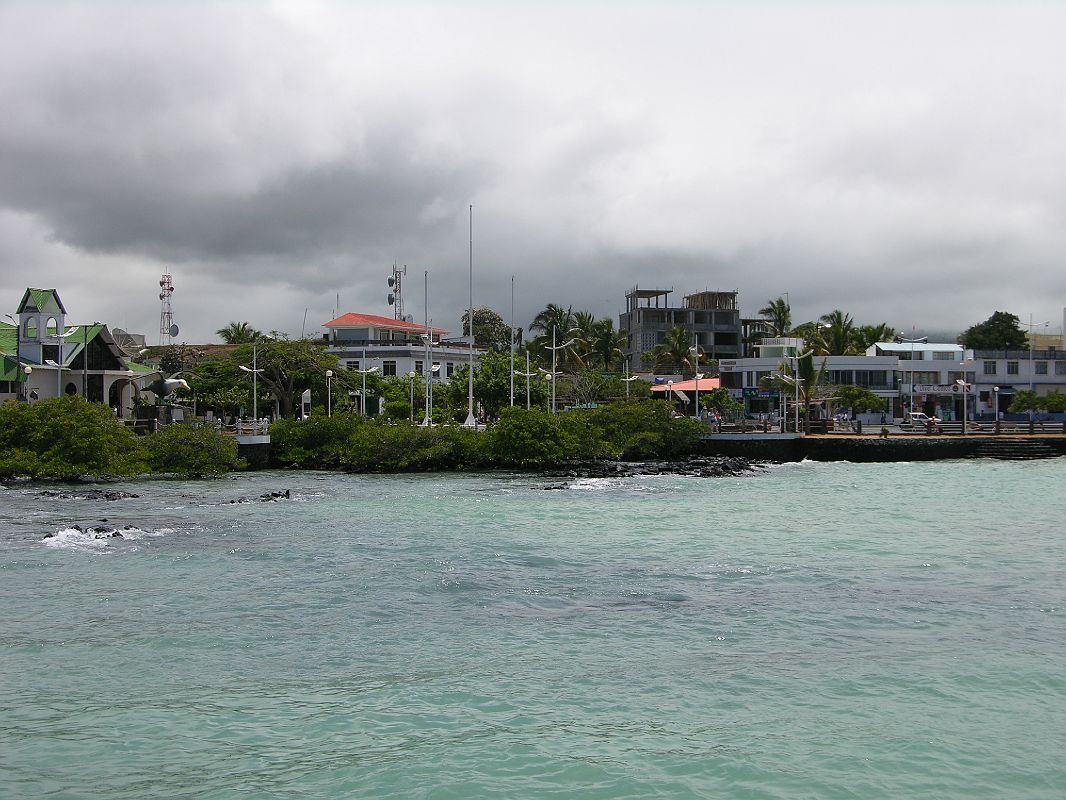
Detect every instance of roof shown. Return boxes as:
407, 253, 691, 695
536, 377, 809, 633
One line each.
325, 312, 448, 335
872, 342, 962, 353
17, 288, 67, 315
650, 377, 721, 393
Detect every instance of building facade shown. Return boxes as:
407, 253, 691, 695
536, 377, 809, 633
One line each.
619, 287, 742, 373
1, 288, 148, 414
324, 312, 481, 382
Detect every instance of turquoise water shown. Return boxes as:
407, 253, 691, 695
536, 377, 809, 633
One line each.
2, 460, 1064, 798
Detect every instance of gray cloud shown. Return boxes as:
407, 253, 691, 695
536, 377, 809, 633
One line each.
2, 1, 1065, 342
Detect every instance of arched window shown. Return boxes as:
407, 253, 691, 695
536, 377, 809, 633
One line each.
47, 317, 59, 337
65, 382, 78, 396
25, 317, 37, 338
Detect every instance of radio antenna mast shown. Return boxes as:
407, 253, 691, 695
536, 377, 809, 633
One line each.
158, 268, 177, 345
388, 263, 407, 320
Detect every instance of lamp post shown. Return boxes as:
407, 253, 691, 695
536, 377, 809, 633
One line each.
693, 372, 704, 418
955, 379, 968, 435
352, 349, 380, 417
238, 343, 263, 427
407, 371, 417, 421
325, 369, 333, 417
993, 386, 1000, 433
464, 204, 476, 428
896, 331, 927, 416
515, 352, 536, 410
786, 349, 814, 434
544, 326, 576, 414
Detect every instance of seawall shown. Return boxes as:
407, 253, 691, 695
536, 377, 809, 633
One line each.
697, 435, 1066, 462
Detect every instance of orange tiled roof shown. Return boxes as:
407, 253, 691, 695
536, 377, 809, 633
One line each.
325, 313, 448, 335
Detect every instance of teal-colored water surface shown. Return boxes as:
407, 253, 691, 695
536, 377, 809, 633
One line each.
2, 460, 1064, 798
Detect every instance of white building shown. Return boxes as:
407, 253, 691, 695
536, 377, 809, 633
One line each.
723, 333, 1066, 422
324, 312, 481, 382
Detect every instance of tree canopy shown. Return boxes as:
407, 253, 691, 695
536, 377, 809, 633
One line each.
217, 321, 264, 344
959, 311, 1027, 350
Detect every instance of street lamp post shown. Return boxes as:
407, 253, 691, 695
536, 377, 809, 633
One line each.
407, 371, 417, 421
352, 348, 380, 417
993, 386, 1000, 433
896, 331, 927, 416
238, 343, 263, 427
514, 352, 536, 410
786, 349, 814, 433
325, 369, 333, 417
544, 326, 576, 414
694, 372, 704, 418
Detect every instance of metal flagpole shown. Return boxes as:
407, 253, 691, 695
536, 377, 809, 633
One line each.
509, 275, 514, 407
464, 204, 476, 427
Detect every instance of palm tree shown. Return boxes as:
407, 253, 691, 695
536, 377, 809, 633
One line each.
758, 297, 792, 337
791, 321, 828, 355
216, 321, 263, 344
588, 319, 627, 370
818, 310, 856, 356
653, 326, 701, 374
853, 323, 896, 353
760, 351, 829, 433
529, 304, 574, 338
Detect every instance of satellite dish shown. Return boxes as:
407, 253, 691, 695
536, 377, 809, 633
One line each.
387, 295, 395, 305
169, 324, 179, 337
388, 277, 396, 287
405, 314, 414, 323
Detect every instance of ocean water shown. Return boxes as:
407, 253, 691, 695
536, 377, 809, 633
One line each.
2, 460, 1064, 799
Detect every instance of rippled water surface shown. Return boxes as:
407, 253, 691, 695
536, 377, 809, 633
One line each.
2, 460, 1065, 798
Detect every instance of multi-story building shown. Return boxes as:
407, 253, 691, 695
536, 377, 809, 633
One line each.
619, 287, 741, 373
324, 312, 480, 381
724, 334, 1066, 422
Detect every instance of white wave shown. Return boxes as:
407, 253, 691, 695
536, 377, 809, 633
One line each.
41, 524, 168, 549
42, 527, 110, 551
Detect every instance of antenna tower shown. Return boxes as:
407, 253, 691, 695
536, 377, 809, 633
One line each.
158, 268, 176, 345
387, 263, 407, 320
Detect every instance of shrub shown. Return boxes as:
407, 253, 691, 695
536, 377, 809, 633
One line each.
140, 424, 242, 477
269, 414, 365, 469
0, 397, 146, 479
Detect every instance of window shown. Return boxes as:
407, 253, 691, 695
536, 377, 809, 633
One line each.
1056, 362, 1066, 376
382, 360, 397, 376
983, 361, 997, 375
933, 352, 954, 360
446, 362, 455, 378
1035, 361, 1048, 375
415, 360, 423, 375
345, 360, 360, 371
1007, 361, 1019, 375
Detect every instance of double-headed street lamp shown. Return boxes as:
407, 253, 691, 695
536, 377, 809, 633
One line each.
514, 351, 537, 410
896, 331, 927, 414
544, 327, 576, 414
785, 349, 814, 433
351, 349, 380, 416
238, 344, 264, 423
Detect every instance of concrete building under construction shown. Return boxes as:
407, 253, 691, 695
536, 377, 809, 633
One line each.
619, 287, 742, 373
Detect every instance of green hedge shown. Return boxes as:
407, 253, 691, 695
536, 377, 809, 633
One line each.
0, 398, 240, 479
268, 400, 704, 472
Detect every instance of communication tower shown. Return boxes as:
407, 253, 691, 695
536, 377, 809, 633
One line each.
387, 263, 407, 321
158, 268, 178, 345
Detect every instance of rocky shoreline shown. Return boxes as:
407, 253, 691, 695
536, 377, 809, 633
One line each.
541, 455, 765, 480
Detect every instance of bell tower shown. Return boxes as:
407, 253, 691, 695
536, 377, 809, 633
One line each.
16, 288, 67, 366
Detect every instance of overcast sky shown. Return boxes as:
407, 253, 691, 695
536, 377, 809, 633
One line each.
2, 0, 1064, 343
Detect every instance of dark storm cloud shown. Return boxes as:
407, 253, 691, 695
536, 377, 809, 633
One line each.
1, 1, 1065, 341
